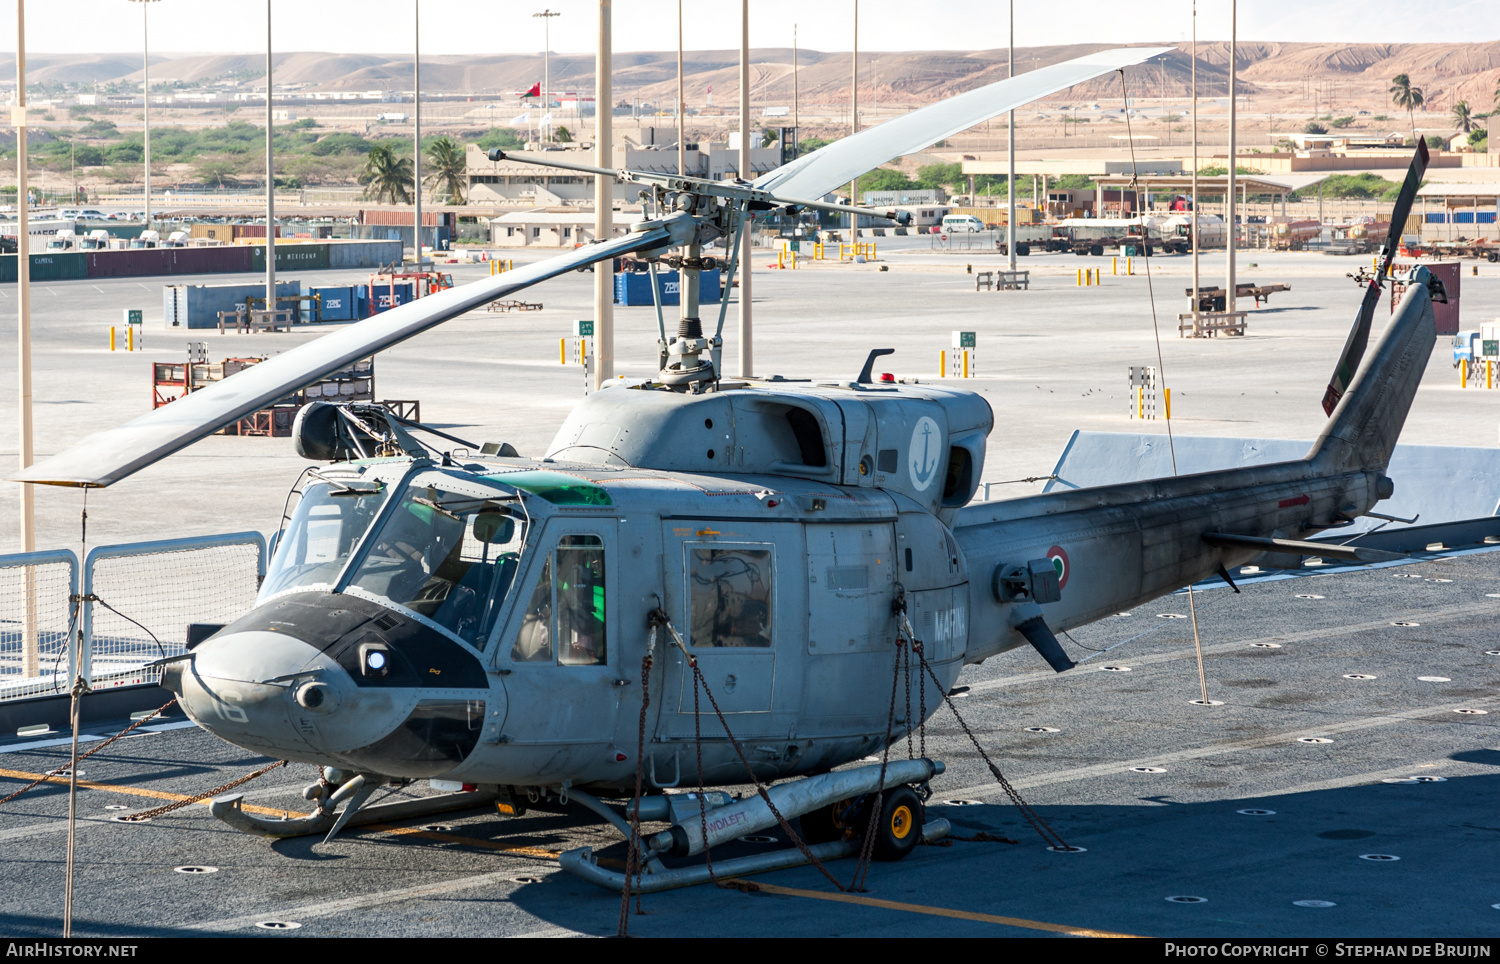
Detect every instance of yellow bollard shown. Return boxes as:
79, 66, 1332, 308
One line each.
1461, 358, 1468, 386
560, 338, 567, 365
1076, 268, 1083, 286
939, 350, 946, 376
1165, 388, 1171, 420
109, 327, 116, 351
127, 326, 135, 351
1127, 257, 1133, 275
1489, 359, 1494, 390
1137, 386, 1144, 419
871, 241, 877, 260
962, 349, 969, 378
1112, 256, 1118, 276
791, 250, 797, 270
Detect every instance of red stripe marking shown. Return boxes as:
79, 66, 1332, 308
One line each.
1279, 494, 1310, 508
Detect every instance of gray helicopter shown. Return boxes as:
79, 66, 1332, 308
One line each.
17, 50, 1441, 891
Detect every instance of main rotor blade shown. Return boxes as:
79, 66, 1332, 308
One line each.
17, 222, 679, 488
753, 46, 1173, 202
1320, 141, 1429, 416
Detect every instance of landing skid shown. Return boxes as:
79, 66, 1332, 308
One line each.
560, 758, 952, 893
210, 781, 501, 839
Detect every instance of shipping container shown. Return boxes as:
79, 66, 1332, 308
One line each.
304, 284, 356, 321
367, 282, 413, 312
0, 252, 88, 283
86, 245, 253, 278
250, 242, 330, 271
614, 269, 721, 307
328, 239, 404, 269
363, 209, 456, 228
189, 224, 239, 242
163, 280, 302, 329
235, 224, 282, 239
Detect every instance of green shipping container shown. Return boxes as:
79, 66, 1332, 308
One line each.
250, 243, 330, 272
0, 252, 89, 283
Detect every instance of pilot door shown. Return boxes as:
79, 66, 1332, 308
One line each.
659, 521, 803, 741
493, 518, 622, 765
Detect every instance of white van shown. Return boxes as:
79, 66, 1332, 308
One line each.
941, 214, 985, 233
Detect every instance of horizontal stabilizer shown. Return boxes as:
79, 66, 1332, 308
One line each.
1016, 615, 1075, 673
1203, 532, 1405, 564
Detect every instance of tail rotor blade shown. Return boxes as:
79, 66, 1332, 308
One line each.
1321, 141, 1429, 416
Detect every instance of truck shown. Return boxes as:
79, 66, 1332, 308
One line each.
1453, 325, 1500, 369
1157, 214, 1227, 252
1044, 217, 1164, 256
1270, 219, 1321, 251
993, 224, 1052, 256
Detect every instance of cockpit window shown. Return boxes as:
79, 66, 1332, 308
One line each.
511, 534, 607, 666
346, 483, 527, 647
262, 482, 389, 599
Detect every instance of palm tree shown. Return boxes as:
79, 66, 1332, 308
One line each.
358, 143, 414, 205
1389, 73, 1425, 138
1452, 100, 1473, 134
423, 136, 467, 205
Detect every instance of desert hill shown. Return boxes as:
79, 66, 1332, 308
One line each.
1, 41, 1496, 113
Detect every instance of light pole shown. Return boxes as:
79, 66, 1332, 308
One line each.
737, 0, 752, 377
1226, 0, 1238, 315
595, 0, 613, 387
414, 0, 422, 275
1006, 0, 1016, 270
534, 9, 560, 141
128, 0, 161, 229
265, 0, 275, 318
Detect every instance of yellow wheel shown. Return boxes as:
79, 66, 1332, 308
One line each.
872, 786, 924, 861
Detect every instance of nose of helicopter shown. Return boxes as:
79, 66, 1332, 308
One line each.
171, 629, 407, 763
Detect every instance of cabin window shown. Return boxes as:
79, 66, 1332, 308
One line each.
262, 481, 389, 599
688, 546, 773, 648
512, 534, 607, 665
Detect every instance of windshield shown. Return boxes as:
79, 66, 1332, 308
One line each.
346, 481, 528, 647
262, 480, 390, 599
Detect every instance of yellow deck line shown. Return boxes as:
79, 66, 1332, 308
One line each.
0, 766, 290, 816
743, 881, 1143, 938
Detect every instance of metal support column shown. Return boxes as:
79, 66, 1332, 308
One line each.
736, 0, 752, 377
594, 0, 614, 387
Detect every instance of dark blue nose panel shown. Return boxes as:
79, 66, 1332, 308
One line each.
221, 592, 487, 689
332, 699, 486, 778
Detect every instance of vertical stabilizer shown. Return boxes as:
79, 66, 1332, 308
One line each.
1309, 277, 1436, 474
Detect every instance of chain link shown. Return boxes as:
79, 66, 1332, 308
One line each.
0, 699, 178, 808
898, 609, 1070, 852
120, 759, 288, 822
617, 641, 654, 939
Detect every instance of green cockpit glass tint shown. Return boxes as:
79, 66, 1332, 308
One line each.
347, 483, 528, 647
511, 535, 606, 666
484, 470, 612, 506
689, 546, 773, 648
262, 482, 390, 599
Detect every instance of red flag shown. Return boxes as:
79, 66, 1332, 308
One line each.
524, 82, 541, 98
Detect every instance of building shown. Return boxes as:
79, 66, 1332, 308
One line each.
487, 208, 638, 247
464, 133, 782, 208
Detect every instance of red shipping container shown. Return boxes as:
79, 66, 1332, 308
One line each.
87, 245, 252, 279
1391, 261, 1461, 336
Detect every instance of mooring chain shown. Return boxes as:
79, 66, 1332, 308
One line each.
618, 626, 657, 939
849, 635, 907, 893
0, 699, 178, 808
897, 609, 1070, 852
121, 759, 288, 822
648, 609, 849, 893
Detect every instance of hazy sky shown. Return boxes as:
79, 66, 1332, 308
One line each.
2, 0, 1496, 56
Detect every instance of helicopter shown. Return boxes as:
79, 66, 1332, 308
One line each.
16, 49, 1441, 892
